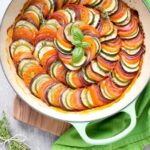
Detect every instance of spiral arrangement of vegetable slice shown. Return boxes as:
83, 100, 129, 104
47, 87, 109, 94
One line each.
9, 0, 145, 111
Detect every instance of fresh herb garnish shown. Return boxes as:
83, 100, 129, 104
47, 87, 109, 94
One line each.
0, 112, 30, 150
71, 25, 90, 65
72, 47, 84, 64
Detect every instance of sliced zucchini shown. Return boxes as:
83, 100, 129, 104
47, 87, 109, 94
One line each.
104, 0, 118, 15
121, 61, 139, 73
111, 71, 131, 86
88, 9, 101, 28
81, 88, 94, 108
49, 61, 63, 78
82, 68, 95, 84
17, 59, 39, 78
100, 50, 119, 62
64, 63, 80, 71
47, 83, 63, 105
10, 39, 34, 58
31, 74, 50, 96
65, 8, 76, 22
115, 8, 131, 26
26, 5, 43, 21
88, 9, 95, 25
113, 8, 129, 24
46, 19, 61, 29
100, 26, 118, 42
122, 46, 141, 55
70, 0, 79, 4
15, 20, 38, 31
64, 23, 74, 43
61, 88, 72, 110
91, 60, 107, 77
100, 82, 115, 100
97, 61, 110, 72
121, 27, 140, 40
93, 37, 101, 54
34, 40, 54, 60
54, 40, 72, 54
66, 71, 79, 88
90, 0, 102, 7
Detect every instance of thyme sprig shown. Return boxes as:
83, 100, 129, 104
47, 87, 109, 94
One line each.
0, 112, 30, 150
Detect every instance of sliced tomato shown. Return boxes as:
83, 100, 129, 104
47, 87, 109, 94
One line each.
118, 15, 139, 37
110, 1, 127, 22
22, 65, 45, 87
52, 84, 67, 107
115, 62, 137, 80
97, 19, 114, 37
97, 56, 116, 71
80, 24, 100, 37
120, 49, 144, 64
34, 28, 56, 44
29, 0, 50, 17
99, 0, 114, 11
58, 52, 72, 64
88, 84, 105, 106
79, 5, 90, 24
54, 63, 67, 84
38, 79, 56, 104
104, 77, 125, 98
65, 4, 81, 20
122, 30, 144, 49
80, 0, 90, 5
102, 37, 121, 53
56, 27, 73, 48
13, 52, 33, 65
83, 36, 97, 60
86, 65, 103, 82
48, 11, 69, 26
45, 55, 58, 71
13, 26, 37, 44
40, 50, 58, 67
70, 71, 83, 88
21, 12, 40, 28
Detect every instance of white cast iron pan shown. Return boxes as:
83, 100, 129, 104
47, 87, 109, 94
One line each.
0, 0, 150, 145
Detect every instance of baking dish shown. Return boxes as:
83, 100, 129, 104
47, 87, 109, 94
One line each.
0, 0, 150, 145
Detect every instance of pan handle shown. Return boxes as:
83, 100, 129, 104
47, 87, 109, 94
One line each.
70, 100, 137, 145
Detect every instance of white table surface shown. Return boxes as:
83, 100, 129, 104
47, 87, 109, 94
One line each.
0, 1, 57, 150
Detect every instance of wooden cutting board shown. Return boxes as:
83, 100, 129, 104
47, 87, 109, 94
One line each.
13, 96, 71, 136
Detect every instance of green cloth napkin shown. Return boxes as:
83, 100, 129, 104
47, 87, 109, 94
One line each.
52, 81, 150, 150
143, 0, 150, 12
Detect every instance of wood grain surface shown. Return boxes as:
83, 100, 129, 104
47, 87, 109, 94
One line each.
13, 96, 71, 136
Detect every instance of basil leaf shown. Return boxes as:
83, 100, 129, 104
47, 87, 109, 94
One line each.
72, 47, 84, 64
71, 26, 84, 42
81, 42, 91, 47
72, 40, 82, 47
